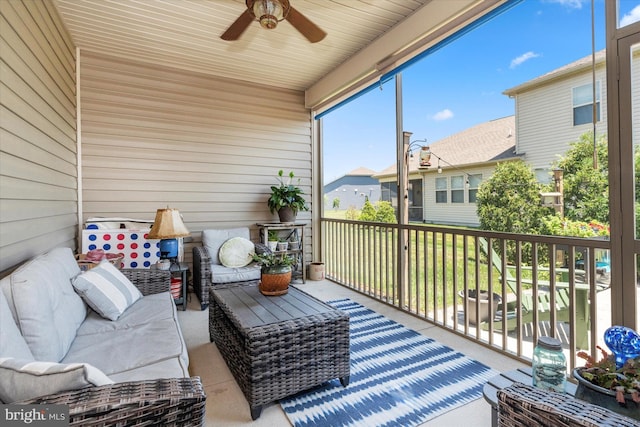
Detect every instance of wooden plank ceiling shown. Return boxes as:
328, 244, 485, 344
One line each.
52, 0, 430, 92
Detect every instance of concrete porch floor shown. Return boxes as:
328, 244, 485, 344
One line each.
177, 279, 528, 427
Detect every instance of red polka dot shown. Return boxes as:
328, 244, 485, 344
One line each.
117, 243, 125, 250
103, 234, 111, 241
131, 252, 138, 259
131, 243, 138, 249
117, 234, 125, 240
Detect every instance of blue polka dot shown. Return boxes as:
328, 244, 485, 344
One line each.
89, 244, 97, 250
131, 262, 138, 268
143, 252, 150, 258
87, 224, 99, 229
89, 235, 97, 241
143, 261, 151, 267
156, 251, 161, 257
144, 242, 151, 249
131, 234, 139, 240
103, 244, 111, 250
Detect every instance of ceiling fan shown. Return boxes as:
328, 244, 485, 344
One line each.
221, 0, 326, 43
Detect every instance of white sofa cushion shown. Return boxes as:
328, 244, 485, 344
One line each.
72, 261, 142, 321
0, 357, 112, 403
0, 290, 33, 361
10, 248, 86, 362
203, 227, 251, 265
210, 263, 261, 284
219, 237, 255, 268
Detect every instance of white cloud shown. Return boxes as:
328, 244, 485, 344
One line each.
620, 5, 640, 27
431, 109, 453, 121
544, 0, 584, 9
510, 51, 541, 69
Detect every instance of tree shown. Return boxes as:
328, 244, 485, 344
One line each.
358, 199, 396, 223
332, 198, 340, 210
554, 132, 609, 224
476, 160, 549, 234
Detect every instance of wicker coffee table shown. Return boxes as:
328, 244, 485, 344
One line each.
209, 283, 350, 420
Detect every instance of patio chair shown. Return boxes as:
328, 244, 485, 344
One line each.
192, 227, 261, 310
477, 238, 590, 349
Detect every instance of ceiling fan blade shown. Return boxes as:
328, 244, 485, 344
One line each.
286, 6, 326, 43
221, 9, 254, 41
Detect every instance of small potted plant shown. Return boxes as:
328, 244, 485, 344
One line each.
574, 326, 640, 420
276, 237, 288, 252
252, 252, 296, 295
267, 170, 309, 223
267, 230, 278, 251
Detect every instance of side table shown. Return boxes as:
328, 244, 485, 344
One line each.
483, 367, 577, 427
151, 262, 188, 311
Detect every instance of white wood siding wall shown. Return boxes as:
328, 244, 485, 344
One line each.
79, 51, 312, 265
422, 164, 500, 226
514, 65, 608, 172
1, 0, 77, 275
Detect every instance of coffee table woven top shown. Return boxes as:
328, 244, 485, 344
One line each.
211, 284, 341, 330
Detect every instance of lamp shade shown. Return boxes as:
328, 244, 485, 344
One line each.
147, 208, 190, 239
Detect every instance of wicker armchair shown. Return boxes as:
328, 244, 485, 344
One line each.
498, 383, 639, 427
21, 269, 206, 426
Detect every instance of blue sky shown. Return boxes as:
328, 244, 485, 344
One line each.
322, 0, 640, 184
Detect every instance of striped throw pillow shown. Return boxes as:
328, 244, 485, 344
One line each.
0, 357, 113, 403
72, 260, 142, 320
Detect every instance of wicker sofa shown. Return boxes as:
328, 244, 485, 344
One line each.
498, 383, 640, 426
0, 247, 205, 426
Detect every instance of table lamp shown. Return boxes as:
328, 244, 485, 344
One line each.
147, 208, 190, 268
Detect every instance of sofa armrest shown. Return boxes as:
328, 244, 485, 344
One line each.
121, 268, 171, 296
498, 382, 638, 427
22, 377, 206, 427
192, 246, 213, 309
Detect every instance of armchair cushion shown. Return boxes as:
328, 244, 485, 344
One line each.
219, 237, 255, 268
202, 227, 251, 265
72, 261, 142, 321
0, 357, 113, 403
211, 263, 261, 284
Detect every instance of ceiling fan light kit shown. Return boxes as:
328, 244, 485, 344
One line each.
252, 0, 286, 30
221, 0, 326, 43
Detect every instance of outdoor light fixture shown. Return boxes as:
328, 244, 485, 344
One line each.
252, 0, 285, 29
437, 159, 443, 174
147, 208, 190, 267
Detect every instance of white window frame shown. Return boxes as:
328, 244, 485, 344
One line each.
451, 175, 464, 203
435, 177, 448, 203
572, 81, 601, 126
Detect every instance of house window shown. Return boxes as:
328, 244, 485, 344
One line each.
572, 81, 601, 126
467, 174, 482, 203
381, 182, 397, 205
451, 176, 464, 203
435, 177, 447, 203
408, 178, 423, 221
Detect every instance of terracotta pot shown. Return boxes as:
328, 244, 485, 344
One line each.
259, 266, 292, 296
573, 368, 640, 420
277, 207, 296, 223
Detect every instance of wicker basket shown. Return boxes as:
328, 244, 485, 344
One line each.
75, 253, 124, 271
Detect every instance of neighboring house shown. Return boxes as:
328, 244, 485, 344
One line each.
376, 116, 519, 226
377, 48, 640, 227
504, 48, 640, 182
324, 167, 380, 210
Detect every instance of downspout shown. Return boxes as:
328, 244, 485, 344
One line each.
76, 47, 83, 251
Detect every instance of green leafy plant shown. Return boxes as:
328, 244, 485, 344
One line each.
267, 230, 278, 241
577, 346, 640, 404
267, 170, 309, 215
251, 252, 295, 269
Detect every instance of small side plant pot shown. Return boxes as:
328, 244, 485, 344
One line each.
276, 241, 288, 251
458, 290, 502, 325
267, 241, 278, 251
288, 241, 300, 251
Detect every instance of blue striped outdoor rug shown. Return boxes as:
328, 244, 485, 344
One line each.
280, 299, 498, 427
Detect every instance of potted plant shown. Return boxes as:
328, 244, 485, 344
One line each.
574, 337, 640, 420
276, 238, 288, 252
252, 252, 296, 295
267, 170, 309, 223
267, 230, 278, 251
